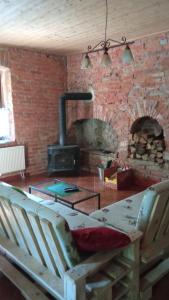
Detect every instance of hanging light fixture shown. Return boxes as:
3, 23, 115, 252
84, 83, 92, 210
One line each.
81, 53, 92, 69
101, 49, 112, 67
122, 43, 134, 64
81, 0, 134, 69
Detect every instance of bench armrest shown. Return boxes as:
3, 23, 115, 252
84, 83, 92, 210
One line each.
64, 250, 121, 300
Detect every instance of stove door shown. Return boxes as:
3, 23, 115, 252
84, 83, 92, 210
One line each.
48, 146, 80, 173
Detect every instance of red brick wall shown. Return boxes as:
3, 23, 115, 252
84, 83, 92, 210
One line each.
67, 32, 169, 180
1, 32, 169, 181
0, 47, 66, 176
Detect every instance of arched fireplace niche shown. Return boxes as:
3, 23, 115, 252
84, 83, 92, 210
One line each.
69, 118, 118, 152
68, 118, 118, 172
128, 116, 165, 164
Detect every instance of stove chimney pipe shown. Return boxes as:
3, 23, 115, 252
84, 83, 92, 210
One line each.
59, 92, 92, 146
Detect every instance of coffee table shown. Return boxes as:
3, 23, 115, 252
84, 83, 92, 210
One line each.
28, 178, 100, 214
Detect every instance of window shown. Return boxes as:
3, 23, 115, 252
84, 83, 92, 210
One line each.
0, 67, 15, 143
0, 74, 2, 107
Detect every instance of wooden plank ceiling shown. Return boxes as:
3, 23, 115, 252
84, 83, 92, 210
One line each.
0, 0, 169, 54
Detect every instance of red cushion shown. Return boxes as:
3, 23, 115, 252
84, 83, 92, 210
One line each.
71, 227, 131, 252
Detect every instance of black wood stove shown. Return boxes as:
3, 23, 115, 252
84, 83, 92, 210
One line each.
48, 92, 92, 174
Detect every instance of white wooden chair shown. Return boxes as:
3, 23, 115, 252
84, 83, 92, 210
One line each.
0, 182, 141, 300
90, 179, 169, 299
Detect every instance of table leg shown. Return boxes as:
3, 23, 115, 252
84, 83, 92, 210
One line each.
98, 194, 101, 209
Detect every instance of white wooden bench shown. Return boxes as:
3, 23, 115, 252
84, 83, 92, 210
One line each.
90, 180, 169, 299
0, 182, 141, 300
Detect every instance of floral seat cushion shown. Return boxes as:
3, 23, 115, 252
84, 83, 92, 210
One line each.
90, 192, 144, 241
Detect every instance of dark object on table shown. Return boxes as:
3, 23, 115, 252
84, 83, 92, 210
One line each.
102, 150, 112, 154
64, 187, 80, 192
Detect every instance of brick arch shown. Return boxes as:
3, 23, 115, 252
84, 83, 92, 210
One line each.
93, 104, 127, 127
127, 98, 169, 152
93, 104, 115, 124
93, 103, 131, 146
127, 99, 168, 129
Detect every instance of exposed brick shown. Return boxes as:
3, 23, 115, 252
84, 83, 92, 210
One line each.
0, 47, 66, 176
67, 32, 169, 180
1, 32, 169, 181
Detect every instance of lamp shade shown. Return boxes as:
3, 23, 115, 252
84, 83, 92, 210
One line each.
81, 54, 92, 69
101, 51, 112, 67
122, 45, 134, 64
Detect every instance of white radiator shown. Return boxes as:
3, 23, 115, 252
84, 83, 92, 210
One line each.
0, 145, 25, 176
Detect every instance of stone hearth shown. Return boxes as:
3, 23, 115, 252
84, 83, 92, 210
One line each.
80, 149, 117, 174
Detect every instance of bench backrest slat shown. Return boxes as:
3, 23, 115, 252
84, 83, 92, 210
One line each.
0, 214, 8, 238
40, 218, 67, 278
1, 199, 29, 253
12, 204, 45, 265
155, 199, 169, 240
27, 212, 58, 275
0, 200, 17, 244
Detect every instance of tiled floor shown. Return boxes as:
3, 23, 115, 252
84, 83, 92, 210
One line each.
0, 171, 169, 299
0, 276, 25, 300
3, 172, 146, 214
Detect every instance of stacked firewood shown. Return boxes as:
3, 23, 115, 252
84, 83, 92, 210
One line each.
128, 132, 165, 164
